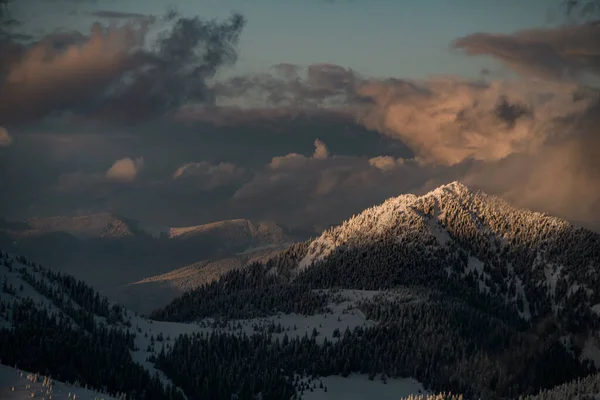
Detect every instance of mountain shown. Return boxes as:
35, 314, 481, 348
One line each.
104, 244, 288, 315
0, 249, 433, 399
0, 215, 295, 312
3, 213, 288, 244
151, 182, 600, 399
5, 182, 600, 399
0, 250, 187, 399
293, 181, 600, 324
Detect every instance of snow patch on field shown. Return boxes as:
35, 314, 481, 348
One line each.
298, 236, 336, 271
424, 214, 450, 246
515, 278, 532, 321
125, 289, 392, 388
581, 337, 600, 369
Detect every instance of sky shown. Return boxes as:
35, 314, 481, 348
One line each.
1, 0, 600, 233
13, 0, 554, 78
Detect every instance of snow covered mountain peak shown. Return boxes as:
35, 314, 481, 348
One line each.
298, 181, 572, 270
299, 182, 474, 266
429, 180, 470, 195
293, 181, 600, 323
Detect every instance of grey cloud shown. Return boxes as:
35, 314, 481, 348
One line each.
213, 63, 367, 109
0, 12, 245, 125
232, 139, 455, 231
172, 161, 244, 190
272, 63, 301, 79
208, 62, 600, 231
453, 22, 600, 81
90, 10, 155, 21
0, 111, 406, 227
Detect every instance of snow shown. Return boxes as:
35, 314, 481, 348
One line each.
299, 374, 428, 400
116, 289, 388, 394
0, 260, 83, 330
425, 215, 451, 246
0, 364, 116, 400
297, 182, 483, 271
298, 236, 336, 271
168, 219, 250, 239
544, 264, 562, 296
515, 277, 532, 321
581, 337, 600, 369
463, 256, 491, 294
2, 255, 409, 399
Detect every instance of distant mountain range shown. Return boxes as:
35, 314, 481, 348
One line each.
2, 213, 290, 243
0, 215, 296, 313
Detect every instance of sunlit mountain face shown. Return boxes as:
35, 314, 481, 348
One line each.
2, 0, 600, 399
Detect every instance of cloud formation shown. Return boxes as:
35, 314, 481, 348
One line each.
205, 50, 600, 230
356, 77, 598, 166
453, 22, 600, 82
90, 10, 155, 21
0, 11, 246, 125
172, 161, 244, 190
3, 8, 600, 236
106, 157, 144, 183
232, 139, 453, 230
213, 63, 366, 109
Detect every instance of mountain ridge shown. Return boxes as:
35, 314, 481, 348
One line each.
285, 181, 599, 324
0, 215, 296, 312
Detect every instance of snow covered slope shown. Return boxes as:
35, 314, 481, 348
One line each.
293, 181, 600, 323
1, 249, 430, 399
0, 251, 186, 399
299, 181, 566, 268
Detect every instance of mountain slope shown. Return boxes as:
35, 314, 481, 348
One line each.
292, 181, 600, 325
151, 182, 600, 399
0, 250, 186, 400
104, 244, 288, 315
0, 249, 432, 400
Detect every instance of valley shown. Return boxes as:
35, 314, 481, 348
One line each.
0, 216, 295, 314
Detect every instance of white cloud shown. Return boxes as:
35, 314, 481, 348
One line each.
369, 156, 404, 172
106, 157, 144, 183
312, 139, 329, 159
